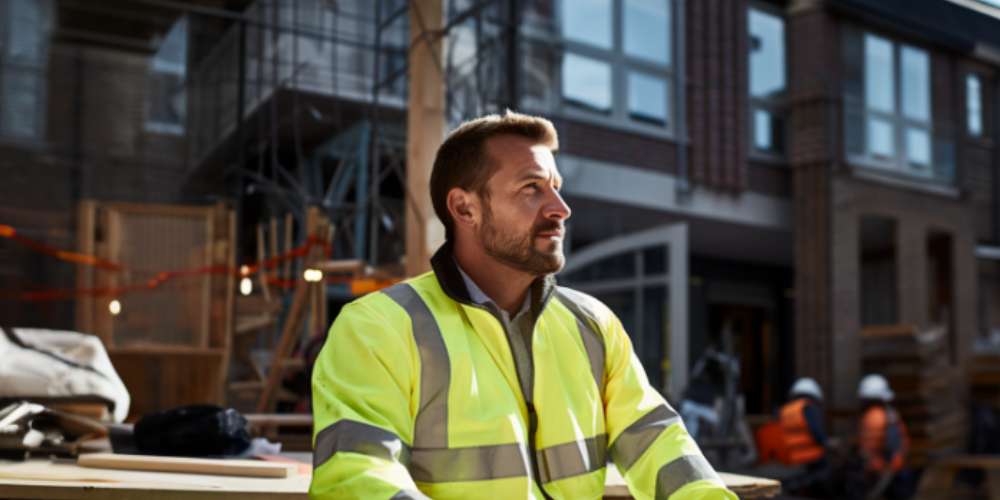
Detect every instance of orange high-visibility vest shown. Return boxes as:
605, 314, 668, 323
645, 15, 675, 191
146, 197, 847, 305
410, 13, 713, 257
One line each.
859, 405, 908, 472
779, 398, 825, 465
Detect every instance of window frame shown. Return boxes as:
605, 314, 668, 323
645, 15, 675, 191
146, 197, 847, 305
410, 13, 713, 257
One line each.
0, 0, 51, 144
967, 71, 985, 138
747, 2, 789, 162
844, 27, 941, 182
520, 0, 678, 140
145, 16, 189, 136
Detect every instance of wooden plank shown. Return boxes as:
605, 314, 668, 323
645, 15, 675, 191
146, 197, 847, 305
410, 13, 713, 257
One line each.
405, 0, 446, 277
200, 208, 215, 349
103, 208, 122, 347
0, 459, 309, 500
283, 212, 293, 282
256, 281, 310, 413
269, 217, 279, 284
99, 202, 215, 218
75, 200, 97, 336
78, 453, 289, 479
220, 207, 237, 402
256, 223, 272, 302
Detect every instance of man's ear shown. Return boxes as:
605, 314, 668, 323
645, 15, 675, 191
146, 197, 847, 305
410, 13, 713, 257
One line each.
446, 187, 480, 229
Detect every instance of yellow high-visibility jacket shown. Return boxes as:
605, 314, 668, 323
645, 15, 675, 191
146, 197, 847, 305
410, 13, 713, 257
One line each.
311, 244, 735, 500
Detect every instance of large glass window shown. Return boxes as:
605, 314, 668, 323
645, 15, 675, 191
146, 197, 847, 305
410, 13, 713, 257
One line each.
844, 28, 947, 182
748, 7, 786, 155
146, 17, 188, 135
0, 0, 51, 141
522, 0, 674, 133
968, 73, 983, 137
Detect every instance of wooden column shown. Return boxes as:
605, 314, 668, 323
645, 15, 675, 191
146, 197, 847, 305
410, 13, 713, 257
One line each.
405, 0, 446, 277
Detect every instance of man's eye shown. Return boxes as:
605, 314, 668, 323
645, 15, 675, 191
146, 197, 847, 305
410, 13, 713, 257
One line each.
524, 184, 541, 193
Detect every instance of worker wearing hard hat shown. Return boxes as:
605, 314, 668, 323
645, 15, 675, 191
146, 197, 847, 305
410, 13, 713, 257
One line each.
780, 377, 828, 467
779, 378, 830, 496
857, 374, 912, 499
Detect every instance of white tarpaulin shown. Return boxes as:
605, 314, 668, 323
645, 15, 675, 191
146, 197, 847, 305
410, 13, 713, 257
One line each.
0, 327, 129, 422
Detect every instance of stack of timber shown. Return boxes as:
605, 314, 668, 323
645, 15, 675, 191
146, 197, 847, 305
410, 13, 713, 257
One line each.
861, 324, 965, 467
970, 351, 1000, 411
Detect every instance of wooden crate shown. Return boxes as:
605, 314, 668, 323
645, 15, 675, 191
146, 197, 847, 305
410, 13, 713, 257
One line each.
76, 201, 235, 420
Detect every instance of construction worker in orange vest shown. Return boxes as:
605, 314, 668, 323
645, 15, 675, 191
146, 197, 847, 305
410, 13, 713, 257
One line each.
857, 374, 912, 499
779, 377, 830, 495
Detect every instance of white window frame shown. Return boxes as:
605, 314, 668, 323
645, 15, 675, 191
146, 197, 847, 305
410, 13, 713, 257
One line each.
520, 0, 678, 139
747, 3, 788, 160
844, 28, 944, 182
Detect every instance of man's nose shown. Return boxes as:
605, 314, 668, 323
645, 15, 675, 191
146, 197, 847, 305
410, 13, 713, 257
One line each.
544, 188, 571, 221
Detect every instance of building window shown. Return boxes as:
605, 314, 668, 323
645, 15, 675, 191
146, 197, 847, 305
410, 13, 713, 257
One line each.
968, 73, 983, 137
0, 0, 51, 142
748, 6, 786, 155
843, 29, 951, 182
146, 17, 188, 135
521, 0, 674, 134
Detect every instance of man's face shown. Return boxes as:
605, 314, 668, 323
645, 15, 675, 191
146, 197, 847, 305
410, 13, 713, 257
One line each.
476, 134, 571, 276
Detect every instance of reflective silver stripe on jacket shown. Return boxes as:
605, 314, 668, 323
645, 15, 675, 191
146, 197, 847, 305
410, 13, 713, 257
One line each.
390, 489, 431, 500
410, 443, 528, 482
383, 283, 451, 449
553, 288, 606, 391
609, 404, 682, 471
536, 434, 608, 483
654, 454, 721, 500
313, 419, 410, 469
383, 283, 609, 485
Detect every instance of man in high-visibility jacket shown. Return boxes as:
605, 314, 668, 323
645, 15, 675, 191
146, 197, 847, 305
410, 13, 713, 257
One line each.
310, 112, 735, 499
778, 378, 829, 496
857, 374, 911, 499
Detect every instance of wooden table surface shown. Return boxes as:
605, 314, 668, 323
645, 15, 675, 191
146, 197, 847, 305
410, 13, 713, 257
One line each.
0, 459, 309, 500
0, 459, 779, 499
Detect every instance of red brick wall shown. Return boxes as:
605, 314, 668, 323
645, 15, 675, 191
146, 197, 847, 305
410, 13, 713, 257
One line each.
687, 0, 749, 191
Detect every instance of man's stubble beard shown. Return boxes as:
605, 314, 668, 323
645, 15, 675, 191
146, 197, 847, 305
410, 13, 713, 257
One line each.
479, 202, 564, 276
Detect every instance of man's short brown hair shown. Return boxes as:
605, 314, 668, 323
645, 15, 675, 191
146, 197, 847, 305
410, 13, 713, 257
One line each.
430, 111, 559, 239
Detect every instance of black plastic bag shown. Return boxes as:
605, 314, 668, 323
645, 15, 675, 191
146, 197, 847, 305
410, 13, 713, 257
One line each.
134, 405, 251, 457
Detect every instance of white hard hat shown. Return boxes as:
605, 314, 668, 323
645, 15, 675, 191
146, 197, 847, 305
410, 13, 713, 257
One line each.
789, 377, 823, 401
858, 374, 894, 402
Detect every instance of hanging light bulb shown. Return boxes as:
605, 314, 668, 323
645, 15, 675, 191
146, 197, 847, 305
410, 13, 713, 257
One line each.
239, 277, 253, 296
303, 268, 324, 283
109, 299, 122, 316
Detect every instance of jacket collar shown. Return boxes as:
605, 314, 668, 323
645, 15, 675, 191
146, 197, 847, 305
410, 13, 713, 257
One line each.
430, 240, 557, 318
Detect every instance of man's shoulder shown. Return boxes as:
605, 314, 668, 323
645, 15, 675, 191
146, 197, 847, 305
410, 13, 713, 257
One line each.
552, 285, 614, 324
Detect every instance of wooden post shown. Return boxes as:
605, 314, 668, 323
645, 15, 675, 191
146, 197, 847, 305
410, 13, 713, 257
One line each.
256, 223, 272, 301
269, 217, 279, 284
405, 0, 446, 277
75, 200, 96, 335
283, 212, 293, 281
255, 281, 309, 413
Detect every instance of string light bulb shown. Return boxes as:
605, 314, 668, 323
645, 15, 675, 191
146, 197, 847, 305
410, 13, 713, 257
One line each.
239, 277, 253, 296
109, 299, 122, 316
303, 268, 323, 283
